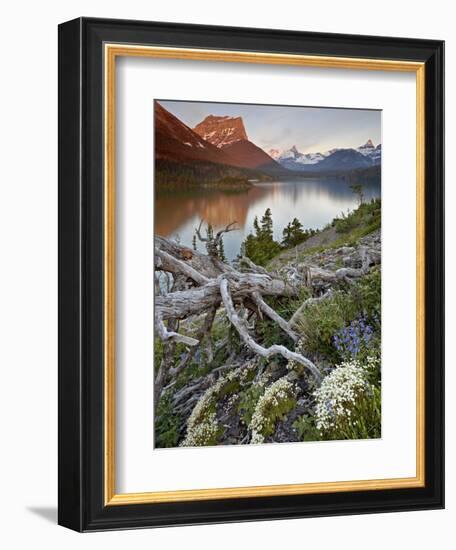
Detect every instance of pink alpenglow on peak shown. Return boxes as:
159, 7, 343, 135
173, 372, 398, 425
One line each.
193, 115, 248, 148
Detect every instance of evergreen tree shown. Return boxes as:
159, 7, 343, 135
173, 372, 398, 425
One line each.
240, 208, 280, 266
260, 208, 273, 239
282, 217, 305, 247
253, 216, 260, 236
218, 237, 226, 262
192, 234, 197, 251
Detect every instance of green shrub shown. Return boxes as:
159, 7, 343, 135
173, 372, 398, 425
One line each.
255, 288, 312, 350
314, 356, 381, 441
292, 414, 322, 442
155, 392, 181, 448
250, 377, 297, 444
356, 268, 381, 319
181, 365, 254, 447
294, 290, 359, 361
294, 269, 381, 363
237, 384, 264, 426
334, 198, 381, 235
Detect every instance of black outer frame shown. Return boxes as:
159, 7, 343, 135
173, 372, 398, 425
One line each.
58, 17, 444, 532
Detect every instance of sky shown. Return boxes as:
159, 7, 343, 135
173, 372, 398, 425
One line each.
158, 99, 381, 154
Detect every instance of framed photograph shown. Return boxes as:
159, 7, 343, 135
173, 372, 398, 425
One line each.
58, 17, 444, 531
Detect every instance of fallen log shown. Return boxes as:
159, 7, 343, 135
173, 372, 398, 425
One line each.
154, 228, 321, 401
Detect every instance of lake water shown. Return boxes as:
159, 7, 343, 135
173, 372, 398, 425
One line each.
155, 177, 381, 261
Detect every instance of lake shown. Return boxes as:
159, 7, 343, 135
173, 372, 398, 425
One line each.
155, 177, 381, 261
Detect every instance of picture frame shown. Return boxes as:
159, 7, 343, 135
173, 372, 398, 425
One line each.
58, 17, 444, 531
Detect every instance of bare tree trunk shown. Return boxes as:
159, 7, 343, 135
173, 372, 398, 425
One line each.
220, 279, 321, 382
154, 228, 324, 386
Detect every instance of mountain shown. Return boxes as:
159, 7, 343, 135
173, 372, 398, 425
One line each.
193, 114, 286, 175
268, 148, 282, 160
269, 145, 326, 170
314, 148, 373, 171
269, 140, 381, 173
357, 141, 381, 165
155, 102, 379, 184
193, 115, 248, 148
222, 140, 286, 175
155, 102, 239, 166
155, 102, 285, 185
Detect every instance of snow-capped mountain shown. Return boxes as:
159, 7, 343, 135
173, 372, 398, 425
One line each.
269, 140, 381, 172
268, 148, 282, 160
357, 140, 381, 164
268, 145, 327, 170
193, 115, 248, 148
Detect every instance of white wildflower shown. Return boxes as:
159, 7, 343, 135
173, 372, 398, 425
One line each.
313, 356, 378, 433
250, 376, 296, 444
181, 363, 255, 447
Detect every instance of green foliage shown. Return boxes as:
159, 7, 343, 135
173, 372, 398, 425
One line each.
218, 237, 226, 261
242, 208, 282, 266
237, 385, 264, 426
155, 159, 258, 188
295, 291, 359, 361
155, 392, 182, 448
333, 198, 381, 235
182, 366, 254, 447
260, 208, 274, 238
356, 269, 381, 319
282, 217, 317, 248
314, 356, 381, 441
154, 338, 164, 370
321, 380, 381, 441
255, 288, 311, 351
250, 377, 297, 443
292, 414, 322, 442
294, 268, 381, 363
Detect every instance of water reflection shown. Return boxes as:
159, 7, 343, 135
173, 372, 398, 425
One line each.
155, 177, 381, 260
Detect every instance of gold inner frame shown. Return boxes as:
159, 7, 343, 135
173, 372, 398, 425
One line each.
104, 44, 426, 506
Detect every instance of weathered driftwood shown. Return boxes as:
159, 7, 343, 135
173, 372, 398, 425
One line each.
196, 220, 239, 260
170, 306, 217, 377
154, 227, 323, 402
251, 291, 298, 342
220, 278, 321, 382
155, 273, 298, 322
278, 244, 380, 291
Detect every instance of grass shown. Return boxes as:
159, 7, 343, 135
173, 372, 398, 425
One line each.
269, 198, 381, 267
293, 269, 381, 363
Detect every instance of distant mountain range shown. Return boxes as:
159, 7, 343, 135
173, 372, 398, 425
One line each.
154, 101, 381, 185
268, 140, 382, 173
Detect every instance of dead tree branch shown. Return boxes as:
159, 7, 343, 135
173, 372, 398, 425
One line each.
196, 220, 239, 260
170, 306, 217, 377
251, 291, 298, 342
220, 278, 321, 382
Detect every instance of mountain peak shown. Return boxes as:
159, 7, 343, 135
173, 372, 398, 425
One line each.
193, 115, 248, 148
268, 148, 281, 160
362, 139, 375, 148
